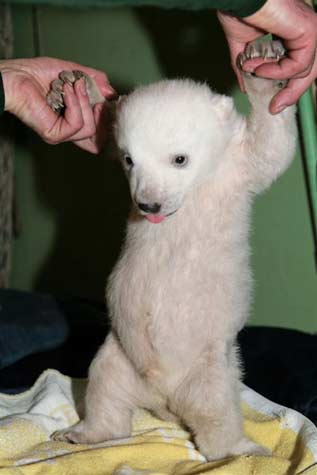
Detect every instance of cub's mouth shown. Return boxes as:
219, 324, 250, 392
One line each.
144, 210, 177, 224
134, 199, 178, 224
145, 214, 166, 224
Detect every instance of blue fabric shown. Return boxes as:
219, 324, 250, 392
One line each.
0, 293, 106, 393
239, 326, 317, 424
0, 289, 68, 369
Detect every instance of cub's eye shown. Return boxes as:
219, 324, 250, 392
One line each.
172, 155, 188, 168
123, 154, 134, 167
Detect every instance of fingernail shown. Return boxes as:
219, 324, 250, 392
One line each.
274, 103, 286, 114
105, 83, 116, 94
79, 79, 87, 96
105, 90, 118, 100
65, 83, 74, 94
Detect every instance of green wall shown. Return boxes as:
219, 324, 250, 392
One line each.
10, 6, 317, 331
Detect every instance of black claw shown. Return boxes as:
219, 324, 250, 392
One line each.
73, 70, 85, 80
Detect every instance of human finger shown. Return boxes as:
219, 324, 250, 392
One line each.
252, 42, 316, 80
240, 56, 281, 73
41, 83, 85, 144
72, 137, 100, 154
229, 40, 248, 92
67, 63, 116, 97
66, 78, 97, 142
269, 74, 315, 114
217, 12, 264, 92
72, 102, 108, 153
240, 56, 312, 79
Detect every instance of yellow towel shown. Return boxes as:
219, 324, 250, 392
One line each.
0, 369, 315, 475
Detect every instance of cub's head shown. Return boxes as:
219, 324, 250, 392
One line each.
115, 79, 237, 224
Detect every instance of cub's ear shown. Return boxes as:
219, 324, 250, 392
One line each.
110, 94, 127, 111
103, 94, 127, 132
210, 95, 235, 121
116, 94, 127, 104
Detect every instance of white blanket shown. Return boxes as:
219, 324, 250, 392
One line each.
0, 369, 316, 474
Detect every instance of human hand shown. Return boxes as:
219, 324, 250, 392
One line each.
218, 0, 317, 114
0, 57, 116, 153
217, 11, 264, 92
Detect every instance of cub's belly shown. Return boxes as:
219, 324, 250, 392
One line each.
107, 239, 251, 370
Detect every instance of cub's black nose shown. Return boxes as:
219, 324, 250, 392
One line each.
137, 202, 161, 214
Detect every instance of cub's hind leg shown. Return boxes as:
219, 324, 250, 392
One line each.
170, 343, 267, 461
52, 332, 147, 444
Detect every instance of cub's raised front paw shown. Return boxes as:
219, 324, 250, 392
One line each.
46, 70, 105, 115
238, 39, 287, 96
238, 39, 285, 69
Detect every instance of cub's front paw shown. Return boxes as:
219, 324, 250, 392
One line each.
238, 39, 285, 70
46, 70, 104, 115
239, 39, 287, 96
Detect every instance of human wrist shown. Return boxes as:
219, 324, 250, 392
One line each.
0, 61, 11, 114
243, 0, 301, 34
0, 60, 22, 114
228, 0, 268, 18
0, 62, 12, 113
243, 0, 277, 21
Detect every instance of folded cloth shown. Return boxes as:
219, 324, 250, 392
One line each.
0, 369, 316, 475
0, 289, 68, 370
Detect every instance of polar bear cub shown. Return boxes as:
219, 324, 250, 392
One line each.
52, 41, 296, 460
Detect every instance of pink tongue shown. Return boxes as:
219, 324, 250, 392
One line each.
145, 214, 166, 224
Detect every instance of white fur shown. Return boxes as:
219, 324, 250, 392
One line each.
53, 75, 296, 460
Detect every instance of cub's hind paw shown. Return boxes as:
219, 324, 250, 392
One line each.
51, 420, 90, 444
230, 437, 271, 458
51, 428, 79, 444
51, 420, 113, 445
